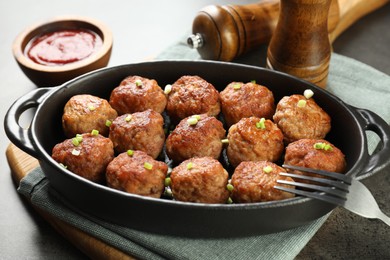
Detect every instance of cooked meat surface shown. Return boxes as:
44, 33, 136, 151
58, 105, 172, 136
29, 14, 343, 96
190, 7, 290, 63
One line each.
284, 138, 347, 180
220, 81, 275, 127
109, 109, 165, 159
227, 117, 284, 167
166, 75, 220, 122
273, 94, 331, 143
62, 94, 117, 137
109, 75, 167, 115
52, 132, 114, 183
231, 161, 295, 203
170, 157, 229, 204
106, 150, 168, 198
166, 114, 225, 163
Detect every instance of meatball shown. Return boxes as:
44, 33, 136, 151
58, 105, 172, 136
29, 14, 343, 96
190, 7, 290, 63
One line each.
106, 150, 168, 198
226, 117, 284, 168
231, 161, 295, 203
284, 139, 346, 181
220, 81, 275, 126
170, 157, 229, 204
109, 75, 167, 115
165, 114, 225, 163
62, 94, 117, 137
52, 132, 114, 183
273, 94, 331, 143
166, 75, 220, 122
109, 109, 165, 159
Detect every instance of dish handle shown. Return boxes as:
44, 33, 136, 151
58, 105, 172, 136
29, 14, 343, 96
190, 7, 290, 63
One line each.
4, 88, 54, 158
351, 106, 390, 180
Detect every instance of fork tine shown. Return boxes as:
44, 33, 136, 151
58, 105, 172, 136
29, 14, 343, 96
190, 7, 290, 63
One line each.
274, 185, 346, 206
282, 164, 352, 184
279, 172, 350, 192
277, 179, 349, 199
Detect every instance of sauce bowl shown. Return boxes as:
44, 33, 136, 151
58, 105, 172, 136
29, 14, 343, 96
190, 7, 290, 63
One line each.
12, 15, 113, 87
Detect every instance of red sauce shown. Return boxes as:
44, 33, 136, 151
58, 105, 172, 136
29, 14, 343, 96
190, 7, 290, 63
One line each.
26, 29, 103, 66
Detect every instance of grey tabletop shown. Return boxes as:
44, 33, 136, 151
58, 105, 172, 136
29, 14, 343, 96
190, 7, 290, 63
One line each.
0, 1, 389, 259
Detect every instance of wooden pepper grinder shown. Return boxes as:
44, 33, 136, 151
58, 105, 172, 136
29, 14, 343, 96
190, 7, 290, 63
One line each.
266, 0, 332, 88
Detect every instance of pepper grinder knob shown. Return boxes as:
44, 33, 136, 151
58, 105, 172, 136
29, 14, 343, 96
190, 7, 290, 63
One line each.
266, 0, 332, 88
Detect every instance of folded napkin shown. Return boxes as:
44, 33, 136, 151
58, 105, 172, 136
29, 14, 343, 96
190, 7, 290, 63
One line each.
17, 39, 390, 259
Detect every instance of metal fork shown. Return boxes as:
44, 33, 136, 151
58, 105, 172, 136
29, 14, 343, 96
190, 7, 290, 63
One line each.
274, 164, 390, 226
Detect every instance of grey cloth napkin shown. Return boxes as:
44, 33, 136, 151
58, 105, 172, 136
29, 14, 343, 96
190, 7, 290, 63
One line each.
17, 41, 390, 259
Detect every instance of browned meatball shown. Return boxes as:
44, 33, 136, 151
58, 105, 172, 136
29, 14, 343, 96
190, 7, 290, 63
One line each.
109, 109, 165, 159
284, 139, 347, 181
165, 114, 225, 163
166, 75, 220, 122
170, 157, 229, 204
106, 150, 168, 198
231, 161, 295, 203
220, 81, 275, 126
109, 75, 167, 115
62, 94, 117, 137
52, 132, 114, 183
273, 94, 331, 144
226, 117, 284, 168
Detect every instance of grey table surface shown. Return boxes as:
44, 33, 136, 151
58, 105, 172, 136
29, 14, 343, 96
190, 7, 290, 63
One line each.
0, 1, 389, 259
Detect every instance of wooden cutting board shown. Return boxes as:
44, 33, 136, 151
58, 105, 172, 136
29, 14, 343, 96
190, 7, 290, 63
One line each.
6, 143, 135, 260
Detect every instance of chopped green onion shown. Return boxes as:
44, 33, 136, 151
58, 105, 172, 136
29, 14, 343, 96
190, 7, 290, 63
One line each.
164, 84, 172, 94
304, 89, 314, 99
187, 117, 198, 126
313, 142, 332, 151
135, 79, 143, 87
221, 138, 229, 144
91, 129, 99, 136
127, 149, 134, 156
187, 162, 194, 170
192, 114, 201, 120
164, 187, 173, 197
71, 149, 80, 156
125, 114, 132, 122
59, 163, 67, 169
164, 177, 171, 187
144, 162, 153, 170
87, 103, 96, 111
72, 137, 80, 146
256, 118, 266, 129
227, 183, 234, 192
297, 99, 307, 108
232, 83, 241, 90
263, 166, 273, 173
250, 80, 256, 84
227, 197, 233, 204
105, 120, 112, 127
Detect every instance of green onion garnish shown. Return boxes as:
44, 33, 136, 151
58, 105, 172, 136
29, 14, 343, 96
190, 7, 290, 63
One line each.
72, 137, 80, 146
256, 118, 266, 129
91, 129, 99, 136
125, 114, 132, 122
187, 117, 198, 126
227, 183, 234, 192
313, 142, 332, 151
144, 162, 153, 170
105, 120, 112, 127
263, 166, 273, 173
187, 162, 194, 170
59, 163, 67, 169
297, 99, 307, 108
87, 103, 95, 111
232, 83, 241, 90
251, 80, 256, 84
304, 89, 314, 99
71, 149, 80, 156
164, 84, 172, 94
164, 177, 171, 187
221, 138, 229, 144
227, 197, 233, 204
135, 79, 143, 87
127, 150, 134, 156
